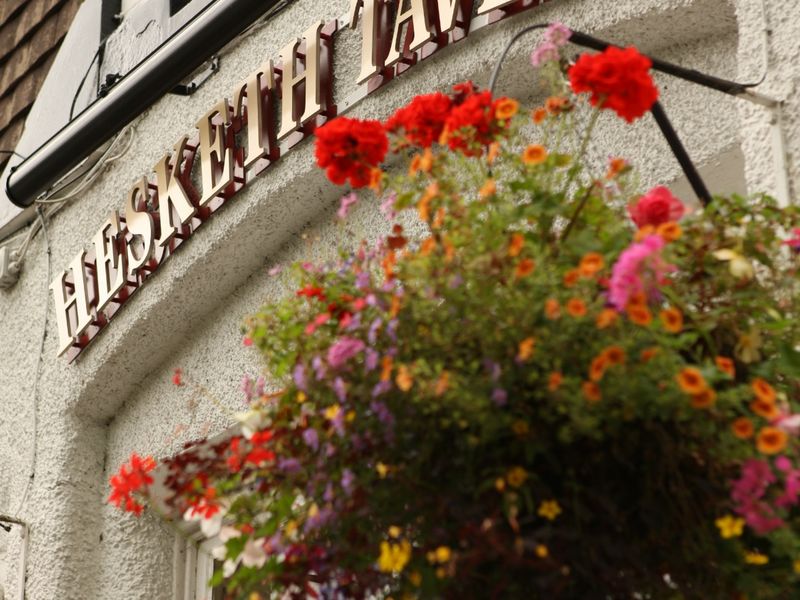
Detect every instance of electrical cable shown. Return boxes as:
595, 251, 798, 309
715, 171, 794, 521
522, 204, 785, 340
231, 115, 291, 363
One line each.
69, 41, 105, 121
0, 150, 27, 160
12, 205, 51, 518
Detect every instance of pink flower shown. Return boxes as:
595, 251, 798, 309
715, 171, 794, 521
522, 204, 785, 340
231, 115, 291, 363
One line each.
544, 22, 572, 46
783, 227, 800, 252
530, 42, 559, 67
628, 186, 685, 228
608, 235, 676, 310
327, 337, 365, 369
337, 192, 358, 220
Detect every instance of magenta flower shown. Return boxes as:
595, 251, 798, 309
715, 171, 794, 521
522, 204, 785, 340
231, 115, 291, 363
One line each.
530, 42, 559, 67
783, 227, 800, 252
608, 235, 675, 310
628, 186, 685, 228
545, 22, 572, 46
327, 337, 365, 369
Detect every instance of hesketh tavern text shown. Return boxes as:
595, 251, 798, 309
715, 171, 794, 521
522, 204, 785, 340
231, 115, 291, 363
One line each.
50, 0, 547, 360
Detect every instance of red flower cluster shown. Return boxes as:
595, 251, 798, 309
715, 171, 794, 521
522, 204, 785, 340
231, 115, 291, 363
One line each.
441, 85, 512, 156
385, 92, 452, 148
315, 117, 388, 188
628, 186, 685, 228
568, 46, 658, 122
226, 430, 276, 473
108, 453, 156, 515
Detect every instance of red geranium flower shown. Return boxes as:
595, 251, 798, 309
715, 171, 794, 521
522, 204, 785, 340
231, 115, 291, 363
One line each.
568, 46, 659, 122
385, 92, 452, 148
108, 452, 156, 515
315, 117, 388, 188
628, 186, 685, 228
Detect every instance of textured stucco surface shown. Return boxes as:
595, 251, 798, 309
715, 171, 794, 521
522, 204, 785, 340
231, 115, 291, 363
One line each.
0, 0, 798, 598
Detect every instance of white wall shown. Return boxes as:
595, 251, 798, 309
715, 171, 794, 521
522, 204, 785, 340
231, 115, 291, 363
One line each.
0, 0, 797, 597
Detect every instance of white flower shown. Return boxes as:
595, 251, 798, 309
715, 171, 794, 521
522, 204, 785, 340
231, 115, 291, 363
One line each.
241, 537, 268, 568
235, 409, 265, 439
713, 249, 754, 280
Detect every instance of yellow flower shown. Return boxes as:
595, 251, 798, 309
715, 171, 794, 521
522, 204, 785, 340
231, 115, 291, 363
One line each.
434, 546, 451, 563
715, 515, 745, 539
735, 327, 763, 364
506, 466, 528, 488
388, 525, 402, 539
324, 404, 341, 421
713, 249, 754, 280
296, 391, 307, 403
538, 500, 562, 521
376, 462, 390, 478
744, 551, 769, 565
793, 559, 800, 574
378, 540, 412, 573
535, 544, 549, 558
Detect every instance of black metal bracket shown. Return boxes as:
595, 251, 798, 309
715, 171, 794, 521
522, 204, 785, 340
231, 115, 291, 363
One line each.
170, 55, 220, 96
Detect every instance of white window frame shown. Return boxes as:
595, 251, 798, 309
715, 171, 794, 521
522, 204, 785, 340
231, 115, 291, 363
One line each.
173, 527, 224, 600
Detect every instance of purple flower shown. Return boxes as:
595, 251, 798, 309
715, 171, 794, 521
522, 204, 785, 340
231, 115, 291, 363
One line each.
278, 458, 301, 473
327, 337, 366, 369
303, 428, 319, 451
355, 271, 370, 290
370, 400, 395, 426
312, 356, 327, 380
333, 377, 347, 401
293, 363, 307, 391
341, 468, 355, 495
372, 380, 392, 397
365, 348, 379, 372
337, 192, 359, 220
254, 376, 265, 398
368, 318, 383, 344
484, 359, 501, 381
491, 388, 508, 406
240, 375, 254, 399
304, 506, 334, 532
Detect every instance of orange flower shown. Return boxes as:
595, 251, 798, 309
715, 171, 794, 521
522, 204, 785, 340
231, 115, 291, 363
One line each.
545, 96, 570, 114
715, 356, 735, 378
548, 372, 563, 391
515, 258, 536, 279
369, 167, 384, 191
659, 307, 683, 333
382, 250, 397, 280
566, 298, 587, 318
517, 337, 536, 361
380, 355, 394, 382
691, 388, 717, 409
732, 417, 754, 440
522, 144, 547, 166
495, 98, 519, 120
605, 157, 627, 179
627, 291, 647, 308
582, 381, 601, 402
487, 142, 500, 165
589, 356, 607, 382
676, 367, 707, 395
409, 154, 423, 177
595, 308, 618, 329
634, 225, 656, 242
508, 233, 525, 257
432, 207, 446, 229
627, 305, 652, 326
751, 378, 776, 404
563, 269, 580, 287
602, 346, 626, 366
656, 221, 682, 242
579, 253, 604, 277
756, 427, 788, 455
750, 399, 780, 420
532, 107, 547, 124
420, 237, 437, 256
545, 298, 561, 320
640, 347, 660, 363
479, 179, 497, 199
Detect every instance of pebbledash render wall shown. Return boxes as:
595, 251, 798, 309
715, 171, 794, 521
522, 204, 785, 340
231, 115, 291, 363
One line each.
0, 0, 798, 598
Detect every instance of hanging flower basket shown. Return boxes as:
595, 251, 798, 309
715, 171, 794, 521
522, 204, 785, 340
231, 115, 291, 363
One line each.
110, 26, 800, 599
